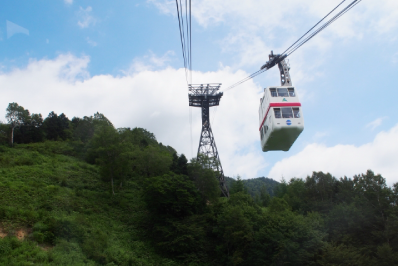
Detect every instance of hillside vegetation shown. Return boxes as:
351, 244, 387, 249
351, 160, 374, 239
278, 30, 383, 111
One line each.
1, 103, 398, 265
0, 142, 179, 265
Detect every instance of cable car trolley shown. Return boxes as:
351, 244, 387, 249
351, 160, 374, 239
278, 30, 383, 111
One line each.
259, 51, 304, 152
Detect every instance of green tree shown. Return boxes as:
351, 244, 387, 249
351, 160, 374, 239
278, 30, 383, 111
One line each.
351, 170, 395, 246
247, 206, 325, 266
142, 172, 206, 258
29, 113, 44, 142
171, 153, 188, 175
281, 178, 306, 212
14, 112, 44, 143
5, 102, 30, 146
304, 171, 337, 213
258, 185, 271, 207
72, 112, 114, 144
93, 111, 113, 127
217, 204, 255, 265
318, 243, 369, 266
0, 121, 9, 145
130, 127, 157, 147
241, 177, 279, 198
375, 243, 398, 266
89, 125, 132, 195
43, 111, 71, 141
188, 155, 220, 203
129, 145, 172, 178
143, 172, 204, 220
230, 176, 247, 195
213, 191, 259, 265
71, 116, 95, 143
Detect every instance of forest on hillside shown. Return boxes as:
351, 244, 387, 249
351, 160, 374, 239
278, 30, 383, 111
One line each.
1, 102, 398, 265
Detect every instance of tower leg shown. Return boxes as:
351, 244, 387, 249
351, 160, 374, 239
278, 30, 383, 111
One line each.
197, 103, 229, 197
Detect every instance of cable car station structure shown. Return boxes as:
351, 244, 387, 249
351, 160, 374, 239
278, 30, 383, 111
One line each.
188, 84, 229, 197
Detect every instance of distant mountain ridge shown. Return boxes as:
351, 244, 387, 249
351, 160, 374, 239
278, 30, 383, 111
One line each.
225, 176, 280, 197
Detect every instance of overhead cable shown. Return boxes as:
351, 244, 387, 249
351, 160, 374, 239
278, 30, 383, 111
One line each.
285, 0, 362, 56
223, 0, 362, 91
224, 68, 267, 91
281, 0, 347, 56
176, 0, 194, 155
189, 0, 192, 82
175, 0, 192, 84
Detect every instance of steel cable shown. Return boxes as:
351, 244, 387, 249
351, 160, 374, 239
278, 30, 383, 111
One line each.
281, 0, 347, 56
176, 0, 194, 155
223, 0, 362, 92
175, 0, 192, 85
286, 0, 362, 56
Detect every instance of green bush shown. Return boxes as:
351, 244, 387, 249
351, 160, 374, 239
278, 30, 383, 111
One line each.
0, 236, 49, 265
52, 218, 86, 243
33, 221, 54, 244
49, 240, 93, 266
81, 230, 108, 263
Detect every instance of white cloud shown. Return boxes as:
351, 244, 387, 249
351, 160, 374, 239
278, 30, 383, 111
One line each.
313, 131, 330, 142
194, 0, 397, 37
149, 0, 397, 35
393, 52, 398, 65
86, 37, 97, 47
147, 0, 174, 15
366, 117, 387, 131
0, 54, 267, 179
126, 50, 175, 73
77, 6, 96, 29
64, 0, 73, 5
369, 0, 398, 34
149, 0, 398, 70
268, 124, 398, 185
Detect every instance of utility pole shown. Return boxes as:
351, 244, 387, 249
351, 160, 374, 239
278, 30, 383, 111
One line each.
188, 83, 229, 197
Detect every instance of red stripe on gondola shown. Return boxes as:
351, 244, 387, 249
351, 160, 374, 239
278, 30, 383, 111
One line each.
259, 102, 301, 131
270, 102, 301, 107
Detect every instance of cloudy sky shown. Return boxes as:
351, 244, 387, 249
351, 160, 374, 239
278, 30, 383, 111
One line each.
1, 0, 398, 184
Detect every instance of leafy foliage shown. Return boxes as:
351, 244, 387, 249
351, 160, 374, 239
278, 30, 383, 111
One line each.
43, 111, 71, 141
0, 142, 179, 266
188, 155, 220, 203
2, 103, 398, 265
5, 102, 31, 146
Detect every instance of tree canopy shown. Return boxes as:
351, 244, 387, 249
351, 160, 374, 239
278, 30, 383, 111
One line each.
1, 102, 398, 265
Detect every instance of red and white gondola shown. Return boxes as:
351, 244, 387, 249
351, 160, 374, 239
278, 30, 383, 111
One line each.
257, 51, 305, 151
259, 86, 304, 151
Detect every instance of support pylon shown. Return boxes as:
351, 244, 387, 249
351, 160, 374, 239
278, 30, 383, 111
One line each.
188, 83, 229, 197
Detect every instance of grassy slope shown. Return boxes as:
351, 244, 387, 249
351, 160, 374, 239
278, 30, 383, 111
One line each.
0, 142, 178, 266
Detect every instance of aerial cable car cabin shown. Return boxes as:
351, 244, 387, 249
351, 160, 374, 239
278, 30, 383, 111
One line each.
259, 51, 304, 152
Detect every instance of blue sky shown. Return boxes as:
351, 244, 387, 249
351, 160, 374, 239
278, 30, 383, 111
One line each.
1, 0, 398, 184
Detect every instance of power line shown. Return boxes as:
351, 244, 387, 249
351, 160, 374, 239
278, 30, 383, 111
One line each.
175, 0, 188, 81
175, 0, 192, 85
176, 0, 194, 156
286, 0, 362, 56
223, 68, 267, 91
223, 0, 362, 92
281, 0, 347, 56
189, 0, 192, 83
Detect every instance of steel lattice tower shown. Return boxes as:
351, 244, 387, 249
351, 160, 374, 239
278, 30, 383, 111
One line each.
188, 84, 229, 197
